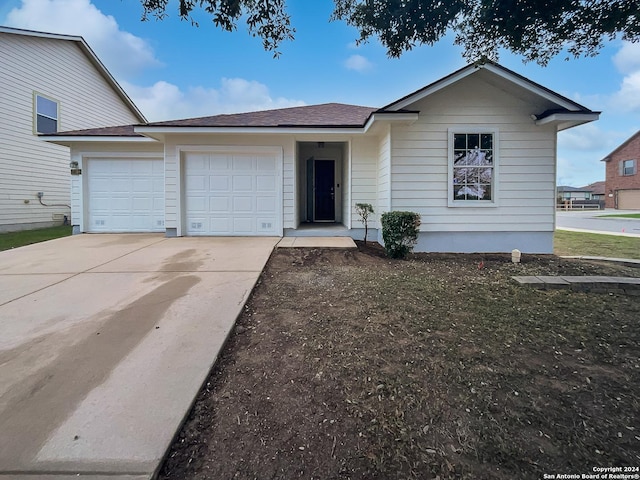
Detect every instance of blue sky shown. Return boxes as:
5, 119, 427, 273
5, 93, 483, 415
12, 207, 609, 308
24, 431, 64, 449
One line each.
3, 0, 640, 187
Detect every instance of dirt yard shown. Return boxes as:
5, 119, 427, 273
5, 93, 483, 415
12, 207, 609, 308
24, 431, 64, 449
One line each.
159, 243, 640, 480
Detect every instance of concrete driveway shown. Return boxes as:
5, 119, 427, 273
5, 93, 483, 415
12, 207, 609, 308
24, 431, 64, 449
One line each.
0, 234, 278, 479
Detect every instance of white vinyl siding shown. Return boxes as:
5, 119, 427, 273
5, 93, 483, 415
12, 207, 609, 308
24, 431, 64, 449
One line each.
389, 75, 557, 233
377, 126, 391, 215
0, 32, 141, 231
350, 137, 379, 229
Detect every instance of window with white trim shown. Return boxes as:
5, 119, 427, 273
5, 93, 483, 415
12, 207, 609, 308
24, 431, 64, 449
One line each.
34, 94, 58, 134
449, 130, 497, 204
621, 159, 636, 176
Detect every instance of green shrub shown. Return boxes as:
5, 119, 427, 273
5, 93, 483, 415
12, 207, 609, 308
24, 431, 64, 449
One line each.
381, 211, 421, 258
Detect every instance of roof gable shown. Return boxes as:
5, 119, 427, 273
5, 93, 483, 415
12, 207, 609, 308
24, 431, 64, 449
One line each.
382, 61, 590, 112
601, 130, 640, 161
0, 25, 146, 122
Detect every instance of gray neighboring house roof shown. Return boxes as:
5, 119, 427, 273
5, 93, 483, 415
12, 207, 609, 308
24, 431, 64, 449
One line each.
581, 181, 605, 195
557, 185, 592, 193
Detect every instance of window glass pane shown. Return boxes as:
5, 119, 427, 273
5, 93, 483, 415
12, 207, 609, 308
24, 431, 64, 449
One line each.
479, 167, 492, 182
451, 132, 494, 202
480, 184, 492, 200
454, 151, 468, 165
36, 95, 58, 119
481, 134, 493, 150
454, 134, 466, 150
37, 115, 57, 134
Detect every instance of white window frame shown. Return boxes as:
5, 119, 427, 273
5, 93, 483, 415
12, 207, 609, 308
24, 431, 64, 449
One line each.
621, 159, 636, 176
448, 127, 499, 207
33, 92, 59, 134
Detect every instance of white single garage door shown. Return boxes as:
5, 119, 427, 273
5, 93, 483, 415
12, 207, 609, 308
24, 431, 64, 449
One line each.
86, 158, 164, 233
618, 189, 640, 210
184, 150, 281, 236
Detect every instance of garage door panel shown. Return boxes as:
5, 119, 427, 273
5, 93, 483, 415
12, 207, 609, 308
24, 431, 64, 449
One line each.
256, 196, 276, 212
210, 155, 231, 170
257, 176, 276, 191
232, 197, 252, 212
185, 175, 207, 191
232, 175, 253, 191
87, 158, 164, 233
209, 197, 229, 212
210, 176, 229, 191
184, 151, 281, 236
232, 156, 254, 170
619, 190, 640, 210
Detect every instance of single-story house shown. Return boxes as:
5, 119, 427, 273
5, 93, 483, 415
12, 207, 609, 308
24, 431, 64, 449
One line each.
43, 61, 599, 253
581, 181, 605, 200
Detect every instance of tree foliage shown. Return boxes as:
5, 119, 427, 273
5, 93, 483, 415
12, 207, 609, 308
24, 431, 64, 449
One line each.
140, 0, 294, 56
139, 0, 639, 64
333, 0, 640, 64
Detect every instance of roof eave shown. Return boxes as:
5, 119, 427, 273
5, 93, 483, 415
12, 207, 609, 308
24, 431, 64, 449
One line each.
363, 112, 420, 132
39, 135, 156, 146
534, 112, 600, 131
134, 125, 369, 136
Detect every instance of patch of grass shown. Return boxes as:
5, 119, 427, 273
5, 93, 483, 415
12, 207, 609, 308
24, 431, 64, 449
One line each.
554, 229, 640, 259
598, 213, 640, 219
0, 225, 72, 251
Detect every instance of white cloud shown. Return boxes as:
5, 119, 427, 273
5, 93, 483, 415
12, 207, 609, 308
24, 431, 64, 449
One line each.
122, 78, 306, 122
613, 41, 640, 75
558, 123, 610, 152
610, 70, 640, 113
608, 41, 640, 114
344, 54, 373, 73
6, 0, 161, 78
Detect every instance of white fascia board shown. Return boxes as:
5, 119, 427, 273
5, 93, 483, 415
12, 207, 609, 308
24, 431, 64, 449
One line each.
134, 126, 367, 135
535, 112, 600, 127
363, 112, 419, 132
40, 136, 158, 146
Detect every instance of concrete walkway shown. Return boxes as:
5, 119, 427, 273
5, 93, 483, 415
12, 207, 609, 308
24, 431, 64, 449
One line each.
0, 234, 279, 480
277, 236, 357, 248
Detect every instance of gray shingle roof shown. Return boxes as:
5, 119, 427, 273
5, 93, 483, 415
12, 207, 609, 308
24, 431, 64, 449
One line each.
146, 103, 377, 128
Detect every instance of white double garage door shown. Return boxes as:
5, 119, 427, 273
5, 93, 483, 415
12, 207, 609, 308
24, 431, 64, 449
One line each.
86, 149, 281, 236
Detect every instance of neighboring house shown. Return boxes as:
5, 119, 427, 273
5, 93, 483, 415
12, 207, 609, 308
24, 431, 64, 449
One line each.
0, 26, 146, 232
602, 130, 640, 209
44, 61, 598, 253
557, 185, 593, 201
581, 181, 605, 200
